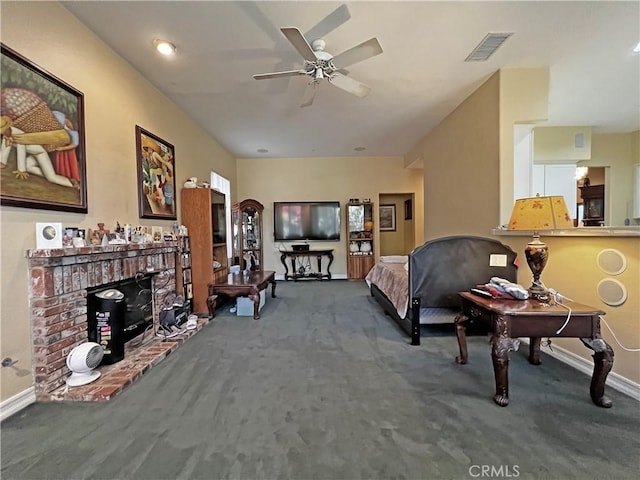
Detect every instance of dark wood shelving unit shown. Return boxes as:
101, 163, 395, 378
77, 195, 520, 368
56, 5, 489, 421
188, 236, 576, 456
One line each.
346, 201, 375, 279
180, 188, 228, 314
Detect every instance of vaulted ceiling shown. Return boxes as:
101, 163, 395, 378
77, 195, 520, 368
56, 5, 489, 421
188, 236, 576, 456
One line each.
62, 1, 640, 159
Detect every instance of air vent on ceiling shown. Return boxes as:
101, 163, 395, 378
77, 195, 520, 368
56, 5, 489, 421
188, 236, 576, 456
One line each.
465, 32, 513, 62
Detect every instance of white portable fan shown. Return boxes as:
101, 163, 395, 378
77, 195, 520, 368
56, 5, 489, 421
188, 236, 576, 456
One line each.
66, 342, 104, 387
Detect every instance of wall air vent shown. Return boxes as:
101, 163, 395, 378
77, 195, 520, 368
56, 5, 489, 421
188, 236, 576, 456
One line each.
465, 32, 514, 62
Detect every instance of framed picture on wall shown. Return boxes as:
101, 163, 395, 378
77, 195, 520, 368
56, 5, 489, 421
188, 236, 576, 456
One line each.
135, 125, 177, 220
379, 204, 396, 231
404, 198, 413, 220
0, 44, 88, 213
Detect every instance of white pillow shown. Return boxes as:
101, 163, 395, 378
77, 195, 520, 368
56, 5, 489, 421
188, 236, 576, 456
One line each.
380, 255, 408, 264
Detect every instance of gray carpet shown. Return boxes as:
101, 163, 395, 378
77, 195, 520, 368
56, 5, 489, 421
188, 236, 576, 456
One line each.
2, 280, 639, 480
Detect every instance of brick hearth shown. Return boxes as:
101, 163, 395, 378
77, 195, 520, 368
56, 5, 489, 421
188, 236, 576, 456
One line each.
26, 242, 191, 401
46, 317, 209, 401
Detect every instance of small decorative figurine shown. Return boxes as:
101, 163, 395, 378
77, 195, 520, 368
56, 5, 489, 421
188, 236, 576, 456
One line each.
184, 177, 197, 189
95, 223, 109, 241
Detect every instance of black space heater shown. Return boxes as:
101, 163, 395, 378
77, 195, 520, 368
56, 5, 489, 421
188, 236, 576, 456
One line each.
87, 289, 126, 365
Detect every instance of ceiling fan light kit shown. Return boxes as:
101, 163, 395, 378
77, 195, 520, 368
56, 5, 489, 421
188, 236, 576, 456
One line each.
253, 27, 383, 107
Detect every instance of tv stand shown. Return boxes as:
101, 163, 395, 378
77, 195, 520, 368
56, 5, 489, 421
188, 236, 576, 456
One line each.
280, 249, 334, 281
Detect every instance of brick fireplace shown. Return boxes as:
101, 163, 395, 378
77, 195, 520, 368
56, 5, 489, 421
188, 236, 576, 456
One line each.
27, 243, 180, 401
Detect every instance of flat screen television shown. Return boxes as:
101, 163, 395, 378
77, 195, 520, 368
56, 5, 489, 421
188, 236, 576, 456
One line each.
273, 201, 341, 241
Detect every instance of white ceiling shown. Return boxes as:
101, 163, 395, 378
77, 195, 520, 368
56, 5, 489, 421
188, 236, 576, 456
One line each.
62, 1, 640, 160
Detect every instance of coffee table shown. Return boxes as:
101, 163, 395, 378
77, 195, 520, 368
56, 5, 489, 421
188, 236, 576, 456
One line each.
207, 270, 276, 320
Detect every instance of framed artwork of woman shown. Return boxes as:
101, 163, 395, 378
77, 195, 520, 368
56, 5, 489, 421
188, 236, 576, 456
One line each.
0, 44, 87, 213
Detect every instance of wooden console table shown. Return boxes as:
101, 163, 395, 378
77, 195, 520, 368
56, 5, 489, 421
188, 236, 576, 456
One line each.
454, 291, 613, 408
207, 270, 276, 320
280, 249, 334, 281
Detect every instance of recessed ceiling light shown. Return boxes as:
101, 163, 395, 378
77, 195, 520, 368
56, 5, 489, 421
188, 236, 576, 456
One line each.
633, 42, 640, 54
257, 148, 269, 153
153, 39, 176, 56
354, 146, 366, 151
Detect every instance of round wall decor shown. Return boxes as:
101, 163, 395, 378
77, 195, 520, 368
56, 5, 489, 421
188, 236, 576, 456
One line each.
597, 278, 628, 306
596, 248, 627, 276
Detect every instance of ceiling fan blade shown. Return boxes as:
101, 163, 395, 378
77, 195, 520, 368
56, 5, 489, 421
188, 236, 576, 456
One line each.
328, 73, 371, 98
300, 82, 317, 108
281, 27, 317, 62
332, 38, 383, 69
253, 70, 307, 80
305, 4, 351, 41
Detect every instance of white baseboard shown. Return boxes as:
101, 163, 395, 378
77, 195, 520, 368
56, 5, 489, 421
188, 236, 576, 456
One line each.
1, 387, 36, 421
520, 338, 640, 401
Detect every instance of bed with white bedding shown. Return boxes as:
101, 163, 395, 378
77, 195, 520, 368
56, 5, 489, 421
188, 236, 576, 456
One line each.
366, 235, 518, 345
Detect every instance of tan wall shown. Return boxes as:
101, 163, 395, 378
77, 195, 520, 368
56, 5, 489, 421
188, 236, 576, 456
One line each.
0, 2, 236, 401
411, 72, 501, 239
631, 131, 640, 222
533, 126, 592, 162
409, 68, 549, 238
235, 157, 424, 275
631, 131, 640, 161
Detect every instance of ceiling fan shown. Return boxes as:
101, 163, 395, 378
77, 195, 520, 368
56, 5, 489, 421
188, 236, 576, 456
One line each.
253, 27, 383, 107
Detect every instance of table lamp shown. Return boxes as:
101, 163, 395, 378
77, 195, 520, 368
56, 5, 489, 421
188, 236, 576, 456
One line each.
507, 195, 573, 301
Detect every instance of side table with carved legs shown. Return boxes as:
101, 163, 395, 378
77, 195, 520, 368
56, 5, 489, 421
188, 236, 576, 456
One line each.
454, 292, 613, 408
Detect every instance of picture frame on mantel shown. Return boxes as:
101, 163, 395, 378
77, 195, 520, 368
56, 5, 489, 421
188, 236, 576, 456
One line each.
379, 204, 396, 231
0, 44, 88, 213
135, 125, 177, 220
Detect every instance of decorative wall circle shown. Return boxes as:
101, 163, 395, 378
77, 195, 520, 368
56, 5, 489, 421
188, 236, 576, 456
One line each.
596, 249, 627, 275
597, 278, 627, 307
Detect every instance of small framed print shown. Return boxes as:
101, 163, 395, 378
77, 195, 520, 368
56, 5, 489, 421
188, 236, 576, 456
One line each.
35, 222, 63, 249
379, 204, 396, 231
152, 226, 163, 242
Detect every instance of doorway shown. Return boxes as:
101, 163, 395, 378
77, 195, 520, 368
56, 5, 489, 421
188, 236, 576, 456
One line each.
378, 193, 415, 256
576, 166, 606, 226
